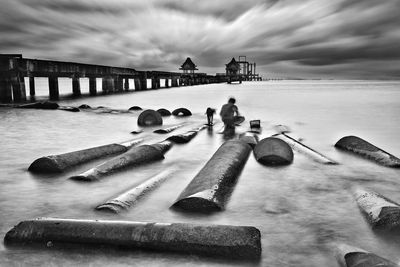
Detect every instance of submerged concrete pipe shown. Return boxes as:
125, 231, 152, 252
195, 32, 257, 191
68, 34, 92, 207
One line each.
172, 108, 192, 117
354, 188, 400, 231
157, 108, 171, 116
167, 131, 197, 144
137, 109, 163, 126
335, 136, 400, 167
4, 218, 261, 260
18, 101, 59, 110
153, 124, 185, 134
172, 140, 252, 212
254, 137, 293, 166
239, 134, 258, 149
334, 243, 398, 267
29, 139, 143, 173
96, 169, 176, 213
276, 133, 337, 164
70, 141, 171, 182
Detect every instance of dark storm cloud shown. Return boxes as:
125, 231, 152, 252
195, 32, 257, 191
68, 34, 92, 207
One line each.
0, 0, 399, 79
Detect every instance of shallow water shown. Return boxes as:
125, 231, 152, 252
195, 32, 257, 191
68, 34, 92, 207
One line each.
1, 80, 400, 266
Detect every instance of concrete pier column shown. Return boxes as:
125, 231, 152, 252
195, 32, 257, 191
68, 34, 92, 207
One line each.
72, 75, 81, 97
124, 78, 129, 91
151, 78, 160, 89
48, 76, 59, 100
171, 78, 178, 87
114, 76, 123, 92
0, 78, 13, 103
29, 77, 35, 97
10, 74, 26, 102
89, 77, 96, 96
134, 78, 141, 91
102, 77, 115, 94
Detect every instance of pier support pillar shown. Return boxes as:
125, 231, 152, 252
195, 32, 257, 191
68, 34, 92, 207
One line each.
89, 77, 97, 96
29, 77, 35, 97
0, 78, 13, 103
48, 76, 59, 101
171, 78, 178, 87
114, 76, 123, 92
72, 75, 81, 97
124, 78, 129, 91
10, 74, 26, 102
151, 78, 160, 89
165, 79, 170, 88
102, 77, 115, 94
134, 78, 141, 91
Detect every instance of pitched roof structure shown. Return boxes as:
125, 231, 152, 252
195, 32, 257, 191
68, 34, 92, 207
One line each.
179, 57, 198, 70
226, 57, 240, 71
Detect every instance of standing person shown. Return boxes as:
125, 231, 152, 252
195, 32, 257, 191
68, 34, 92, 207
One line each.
205, 107, 216, 126
220, 97, 239, 134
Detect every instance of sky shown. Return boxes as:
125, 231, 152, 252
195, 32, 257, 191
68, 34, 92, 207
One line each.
0, 0, 399, 79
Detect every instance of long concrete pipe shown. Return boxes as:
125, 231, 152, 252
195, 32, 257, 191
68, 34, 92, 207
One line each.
172, 140, 252, 212
276, 133, 337, 164
29, 139, 143, 173
335, 136, 400, 167
334, 243, 398, 267
70, 141, 172, 181
4, 218, 262, 260
96, 169, 175, 213
354, 188, 400, 231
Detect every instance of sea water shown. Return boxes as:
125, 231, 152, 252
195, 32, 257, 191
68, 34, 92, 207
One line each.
1, 80, 400, 266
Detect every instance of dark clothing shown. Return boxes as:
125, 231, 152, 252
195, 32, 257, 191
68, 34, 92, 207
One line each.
220, 103, 238, 133
206, 108, 216, 125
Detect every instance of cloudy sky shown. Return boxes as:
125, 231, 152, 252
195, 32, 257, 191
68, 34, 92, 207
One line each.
1, 0, 399, 79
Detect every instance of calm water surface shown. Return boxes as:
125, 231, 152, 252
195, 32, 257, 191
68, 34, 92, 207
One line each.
1, 80, 400, 266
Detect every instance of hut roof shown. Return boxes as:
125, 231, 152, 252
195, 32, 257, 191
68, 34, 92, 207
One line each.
226, 57, 240, 70
179, 57, 198, 70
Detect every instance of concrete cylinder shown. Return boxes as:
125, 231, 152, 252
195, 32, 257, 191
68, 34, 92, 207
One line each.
10, 75, 26, 102
72, 76, 81, 96
114, 76, 123, 92
0, 79, 13, 103
70, 143, 169, 181
171, 78, 178, 87
28, 139, 142, 173
254, 137, 293, 166
334, 243, 398, 267
239, 134, 258, 149
167, 131, 197, 144
4, 218, 261, 260
354, 188, 400, 231
151, 78, 160, 89
48, 76, 59, 100
335, 136, 400, 167
172, 108, 192, 116
89, 77, 96, 95
172, 140, 252, 212
276, 133, 337, 164
29, 77, 35, 96
124, 78, 129, 91
102, 77, 115, 94
137, 109, 163, 126
134, 78, 141, 91
153, 124, 184, 134
96, 169, 175, 213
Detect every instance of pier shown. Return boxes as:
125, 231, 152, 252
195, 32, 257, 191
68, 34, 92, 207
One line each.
0, 54, 230, 103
